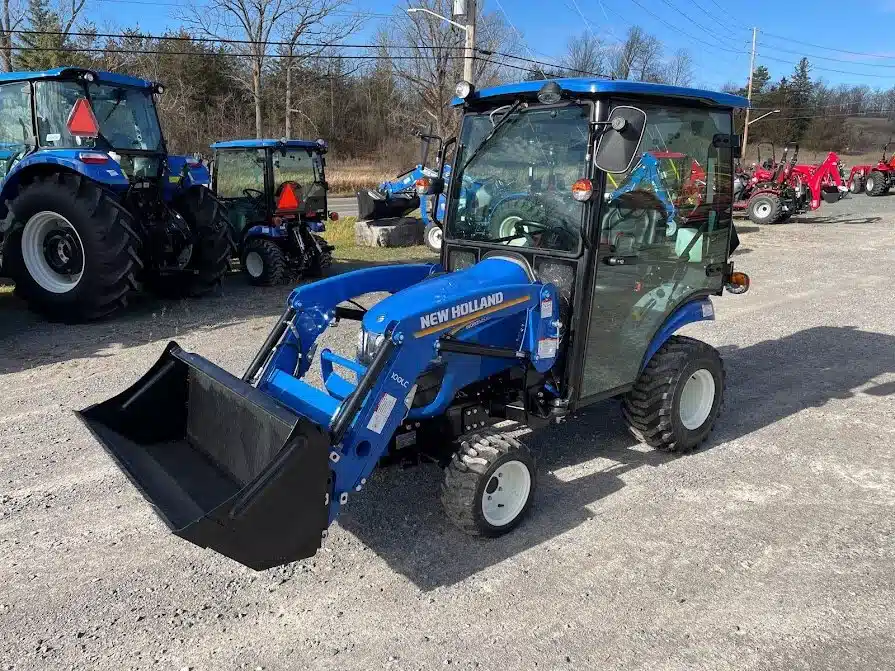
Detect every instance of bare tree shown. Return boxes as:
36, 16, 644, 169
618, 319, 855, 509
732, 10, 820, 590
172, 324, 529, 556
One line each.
182, 0, 347, 138
377, 0, 511, 139
562, 31, 604, 77
663, 48, 693, 87
0, 0, 25, 70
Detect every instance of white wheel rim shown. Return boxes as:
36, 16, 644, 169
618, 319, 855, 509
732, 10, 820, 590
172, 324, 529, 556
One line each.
245, 251, 264, 278
481, 459, 531, 527
866, 178, 874, 191
754, 201, 771, 218
21, 211, 84, 294
678, 369, 716, 430
497, 215, 529, 247
428, 225, 443, 250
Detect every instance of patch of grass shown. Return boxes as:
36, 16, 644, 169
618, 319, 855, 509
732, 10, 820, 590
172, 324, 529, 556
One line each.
327, 160, 400, 196
322, 216, 436, 264
0, 283, 13, 296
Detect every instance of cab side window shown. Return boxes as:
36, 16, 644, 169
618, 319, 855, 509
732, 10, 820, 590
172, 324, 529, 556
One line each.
0, 83, 33, 177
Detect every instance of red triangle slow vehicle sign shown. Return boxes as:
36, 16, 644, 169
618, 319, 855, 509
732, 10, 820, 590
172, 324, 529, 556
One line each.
276, 183, 301, 212
67, 98, 99, 138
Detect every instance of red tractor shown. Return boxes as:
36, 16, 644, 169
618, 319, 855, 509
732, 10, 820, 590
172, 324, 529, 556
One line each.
845, 142, 895, 196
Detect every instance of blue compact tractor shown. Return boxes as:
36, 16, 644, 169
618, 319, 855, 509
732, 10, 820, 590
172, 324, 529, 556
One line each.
210, 139, 336, 285
0, 67, 232, 322
79, 78, 751, 570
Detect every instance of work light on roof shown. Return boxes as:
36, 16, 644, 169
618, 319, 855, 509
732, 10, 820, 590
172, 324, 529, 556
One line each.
82, 72, 95, 82
537, 81, 562, 105
455, 80, 473, 100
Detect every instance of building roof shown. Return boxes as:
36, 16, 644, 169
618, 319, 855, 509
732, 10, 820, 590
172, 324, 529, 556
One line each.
0, 67, 155, 88
210, 139, 326, 150
454, 78, 749, 108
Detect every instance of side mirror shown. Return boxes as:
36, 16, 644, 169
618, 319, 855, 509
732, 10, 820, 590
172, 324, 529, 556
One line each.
594, 106, 647, 174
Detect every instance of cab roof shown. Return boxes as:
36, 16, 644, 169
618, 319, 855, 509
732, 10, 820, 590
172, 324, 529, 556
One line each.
0, 67, 155, 89
211, 139, 326, 150
453, 78, 749, 109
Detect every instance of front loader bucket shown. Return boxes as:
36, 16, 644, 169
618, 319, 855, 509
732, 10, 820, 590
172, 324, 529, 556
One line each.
356, 189, 420, 220
76, 342, 331, 570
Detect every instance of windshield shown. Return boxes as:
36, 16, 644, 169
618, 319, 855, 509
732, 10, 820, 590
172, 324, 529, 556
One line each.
272, 147, 322, 187
33, 80, 163, 151
446, 104, 590, 254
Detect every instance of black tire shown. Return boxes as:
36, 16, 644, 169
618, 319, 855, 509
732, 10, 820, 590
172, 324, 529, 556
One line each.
2, 172, 142, 322
849, 176, 863, 194
424, 222, 443, 253
241, 238, 287, 286
441, 428, 536, 537
865, 171, 886, 197
746, 194, 782, 225
821, 189, 840, 204
154, 186, 233, 297
623, 335, 725, 453
489, 199, 544, 239
303, 233, 333, 278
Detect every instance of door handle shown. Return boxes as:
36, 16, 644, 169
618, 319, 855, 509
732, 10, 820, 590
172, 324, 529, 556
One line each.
603, 255, 638, 266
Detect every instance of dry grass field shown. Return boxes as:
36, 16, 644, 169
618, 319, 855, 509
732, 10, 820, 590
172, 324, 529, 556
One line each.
327, 160, 403, 195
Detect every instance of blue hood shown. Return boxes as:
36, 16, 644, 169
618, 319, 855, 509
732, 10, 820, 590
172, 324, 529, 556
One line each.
362, 257, 533, 336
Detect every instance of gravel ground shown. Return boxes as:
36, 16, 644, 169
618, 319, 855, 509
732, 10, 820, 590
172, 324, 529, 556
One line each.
1, 193, 894, 671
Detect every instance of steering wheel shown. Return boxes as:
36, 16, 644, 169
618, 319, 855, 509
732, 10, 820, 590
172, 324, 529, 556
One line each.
243, 188, 265, 208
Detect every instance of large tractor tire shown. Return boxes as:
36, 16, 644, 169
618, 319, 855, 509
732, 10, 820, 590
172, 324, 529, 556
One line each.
441, 428, 536, 537
849, 176, 863, 194
865, 171, 887, 197
242, 238, 287, 286
158, 186, 233, 297
424, 222, 443, 254
2, 173, 142, 322
746, 194, 783, 225
623, 335, 725, 453
489, 200, 544, 245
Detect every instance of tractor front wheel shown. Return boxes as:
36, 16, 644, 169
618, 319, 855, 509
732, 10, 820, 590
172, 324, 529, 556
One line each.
865, 171, 887, 197
424, 222, 443, 253
849, 176, 863, 194
242, 239, 287, 286
441, 428, 536, 536
623, 335, 725, 453
746, 194, 783, 225
3, 173, 142, 322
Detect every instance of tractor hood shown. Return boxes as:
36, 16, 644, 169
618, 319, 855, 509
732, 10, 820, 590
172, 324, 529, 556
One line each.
361, 256, 534, 337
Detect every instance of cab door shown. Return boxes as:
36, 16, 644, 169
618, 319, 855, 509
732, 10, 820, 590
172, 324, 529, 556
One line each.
577, 103, 734, 402
212, 148, 270, 238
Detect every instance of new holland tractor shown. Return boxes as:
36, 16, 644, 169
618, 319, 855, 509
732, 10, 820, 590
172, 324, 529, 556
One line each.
78, 78, 751, 570
356, 134, 451, 253
0, 67, 232, 322
210, 139, 336, 285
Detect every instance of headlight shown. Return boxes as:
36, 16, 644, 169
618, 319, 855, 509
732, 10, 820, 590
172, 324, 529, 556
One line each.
356, 328, 385, 365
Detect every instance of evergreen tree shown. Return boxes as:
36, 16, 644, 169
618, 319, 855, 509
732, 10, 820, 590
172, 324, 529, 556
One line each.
787, 57, 813, 143
15, 0, 67, 70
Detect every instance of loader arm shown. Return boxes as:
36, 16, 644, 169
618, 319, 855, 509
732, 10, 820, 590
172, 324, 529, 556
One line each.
609, 153, 679, 233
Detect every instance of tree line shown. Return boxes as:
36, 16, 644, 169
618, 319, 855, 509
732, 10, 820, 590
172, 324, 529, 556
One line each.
727, 59, 895, 156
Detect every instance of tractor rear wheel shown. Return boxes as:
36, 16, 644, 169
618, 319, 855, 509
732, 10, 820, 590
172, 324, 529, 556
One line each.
303, 233, 333, 278
158, 186, 233, 297
242, 239, 287, 286
623, 335, 725, 453
441, 428, 536, 536
746, 194, 782, 225
849, 176, 863, 194
424, 222, 443, 253
2, 173, 141, 322
865, 171, 887, 197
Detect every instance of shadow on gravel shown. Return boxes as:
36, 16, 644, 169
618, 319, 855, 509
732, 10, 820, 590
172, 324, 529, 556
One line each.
340, 325, 895, 590
790, 214, 883, 225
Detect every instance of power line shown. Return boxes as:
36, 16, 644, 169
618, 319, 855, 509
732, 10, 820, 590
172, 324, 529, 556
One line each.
756, 52, 895, 79
653, 0, 739, 52
759, 31, 895, 60
492, 0, 553, 77
757, 41, 895, 69
621, 0, 749, 57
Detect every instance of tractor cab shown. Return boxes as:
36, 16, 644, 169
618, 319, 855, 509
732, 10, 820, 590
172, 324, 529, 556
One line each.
210, 138, 335, 284
78, 79, 752, 571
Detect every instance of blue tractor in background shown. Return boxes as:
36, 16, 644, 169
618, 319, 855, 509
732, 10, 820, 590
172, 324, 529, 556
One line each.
210, 139, 335, 286
0, 67, 232, 322
79, 78, 752, 570
356, 133, 451, 253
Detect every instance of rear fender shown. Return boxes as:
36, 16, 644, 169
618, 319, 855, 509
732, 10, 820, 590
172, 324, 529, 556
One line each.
0, 150, 129, 211
245, 224, 288, 240
166, 155, 210, 192
641, 297, 715, 370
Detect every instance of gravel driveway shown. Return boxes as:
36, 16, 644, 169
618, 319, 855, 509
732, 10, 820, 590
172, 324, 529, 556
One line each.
1, 193, 894, 671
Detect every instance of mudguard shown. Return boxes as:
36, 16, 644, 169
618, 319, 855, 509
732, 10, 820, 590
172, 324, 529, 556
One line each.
642, 297, 715, 369
1, 150, 130, 200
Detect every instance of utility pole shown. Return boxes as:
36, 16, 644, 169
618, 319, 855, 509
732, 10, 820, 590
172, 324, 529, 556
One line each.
462, 0, 476, 84
742, 26, 758, 158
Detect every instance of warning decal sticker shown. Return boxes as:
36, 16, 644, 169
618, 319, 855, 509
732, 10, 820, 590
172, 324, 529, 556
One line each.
367, 393, 397, 434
